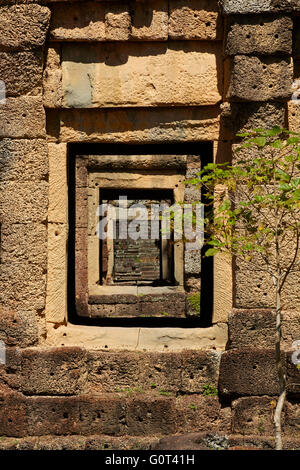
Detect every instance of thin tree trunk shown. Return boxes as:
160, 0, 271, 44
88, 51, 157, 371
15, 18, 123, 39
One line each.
274, 283, 286, 451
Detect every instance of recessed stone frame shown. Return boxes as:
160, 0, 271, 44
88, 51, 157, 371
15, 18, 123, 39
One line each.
73, 152, 201, 319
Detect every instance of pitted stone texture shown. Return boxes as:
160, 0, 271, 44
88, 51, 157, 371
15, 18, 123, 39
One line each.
229, 309, 277, 349
0, 139, 48, 183
0, 51, 43, 97
0, 180, 48, 223
232, 396, 279, 436
61, 42, 222, 107
0, 97, 46, 138
225, 15, 292, 56
48, 143, 67, 224
21, 347, 87, 395
219, 349, 285, 397
288, 101, 300, 134
0, 348, 22, 390
105, 3, 131, 41
169, 0, 222, 40
0, 310, 39, 348
43, 45, 63, 108
0, 5, 50, 51
49, 2, 105, 41
222, 102, 286, 139
131, 0, 168, 41
51, 106, 221, 144
221, 0, 300, 14
0, 390, 27, 437
228, 55, 292, 102
176, 396, 231, 434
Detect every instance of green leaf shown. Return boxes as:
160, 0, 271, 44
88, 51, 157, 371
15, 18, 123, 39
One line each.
205, 248, 219, 257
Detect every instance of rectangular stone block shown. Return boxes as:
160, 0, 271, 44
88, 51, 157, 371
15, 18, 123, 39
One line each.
0, 391, 27, 437
48, 143, 68, 224
21, 347, 87, 395
0, 139, 48, 182
176, 395, 231, 434
180, 350, 220, 393
49, 2, 105, 41
77, 396, 126, 436
0, 97, 46, 138
219, 349, 285, 397
61, 42, 222, 107
229, 309, 277, 349
169, 0, 222, 40
43, 45, 63, 108
0, 309, 39, 348
105, 3, 130, 41
0, 50, 42, 97
232, 396, 279, 436
225, 15, 293, 56
131, 0, 168, 41
126, 395, 176, 435
220, 0, 299, 15
46, 223, 68, 324
228, 55, 292, 102
0, 180, 48, 224
55, 106, 220, 143
0, 5, 50, 51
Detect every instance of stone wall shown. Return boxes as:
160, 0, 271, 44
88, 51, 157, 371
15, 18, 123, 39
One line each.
0, 0, 299, 449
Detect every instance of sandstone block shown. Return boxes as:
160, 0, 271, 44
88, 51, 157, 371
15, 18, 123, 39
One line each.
49, 2, 105, 41
228, 55, 292, 102
288, 100, 300, 134
0, 139, 48, 182
0, 50, 42, 97
0, 390, 27, 437
228, 309, 277, 349
131, 0, 168, 41
0, 223, 47, 266
21, 347, 87, 395
46, 224, 68, 324
105, 4, 130, 41
169, 0, 222, 40
232, 396, 279, 435
0, 263, 46, 312
0, 97, 46, 138
0, 348, 21, 391
77, 396, 126, 436
61, 42, 222, 107
43, 45, 63, 108
48, 143, 68, 224
126, 395, 176, 435
219, 349, 285, 397
0, 180, 48, 223
181, 350, 220, 393
0, 5, 50, 51
220, 0, 299, 15
0, 309, 39, 348
57, 106, 220, 143
225, 15, 293, 56
176, 395, 231, 434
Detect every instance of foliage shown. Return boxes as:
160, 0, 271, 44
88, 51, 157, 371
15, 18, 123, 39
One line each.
202, 383, 218, 396
187, 292, 201, 315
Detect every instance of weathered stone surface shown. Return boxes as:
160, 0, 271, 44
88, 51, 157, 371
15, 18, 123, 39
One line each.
0, 180, 48, 223
21, 347, 87, 395
48, 143, 67, 224
213, 253, 232, 324
0, 139, 48, 182
0, 309, 39, 348
228, 55, 292, 102
46, 223, 68, 324
0, 5, 50, 51
0, 390, 27, 437
176, 396, 231, 434
222, 102, 286, 140
288, 100, 300, 134
220, 0, 300, 15
285, 401, 300, 434
184, 251, 201, 275
49, 2, 105, 41
0, 348, 21, 391
77, 396, 126, 436
225, 15, 292, 56
180, 350, 220, 393
0, 51, 42, 96
0, 97, 46, 138
131, 0, 168, 41
126, 395, 176, 435
219, 349, 285, 397
169, 0, 222, 40
50, 106, 220, 143
43, 45, 63, 108
232, 396, 277, 436
61, 42, 222, 107
228, 309, 277, 349
105, 3, 130, 41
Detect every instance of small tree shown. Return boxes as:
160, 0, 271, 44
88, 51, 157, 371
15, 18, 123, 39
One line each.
190, 127, 300, 450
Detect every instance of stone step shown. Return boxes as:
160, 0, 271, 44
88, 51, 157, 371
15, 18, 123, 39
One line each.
0, 391, 230, 438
